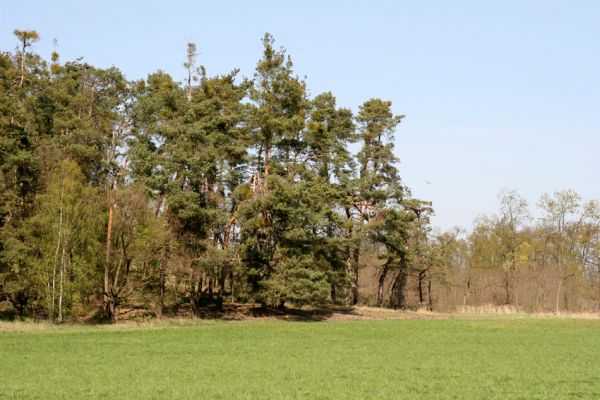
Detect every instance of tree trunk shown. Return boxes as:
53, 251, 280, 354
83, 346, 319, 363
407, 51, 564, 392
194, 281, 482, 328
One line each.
418, 270, 426, 304
51, 246, 59, 321
331, 283, 337, 304
376, 263, 390, 307
390, 267, 408, 309
18, 39, 26, 87
505, 268, 512, 305
230, 270, 235, 303
427, 276, 433, 311
463, 274, 471, 306
199, 273, 205, 296
52, 183, 65, 321
555, 279, 562, 314
157, 260, 165, 318
217, 262, 227, 311
57, 244, 66, 323
104, 203, 115, 322
563, 279, 569, 312
351, 247, 360, 305
105, 301, 116, 323
264, 143, 271, 178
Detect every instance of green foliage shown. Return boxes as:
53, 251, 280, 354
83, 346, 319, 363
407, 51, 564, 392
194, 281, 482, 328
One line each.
249, 33, 308, 176
0, 299, 16, 320
26, 159, 102, 319
0, 28, 439, 319
1, 27, 600, 320
355, 98, 404, 204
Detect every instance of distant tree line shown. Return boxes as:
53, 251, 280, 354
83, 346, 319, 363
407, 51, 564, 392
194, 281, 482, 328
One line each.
438, 189, 600, 313
0, 30, 598, 322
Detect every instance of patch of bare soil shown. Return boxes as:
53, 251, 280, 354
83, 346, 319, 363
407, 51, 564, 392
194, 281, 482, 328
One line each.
328, 306, 452, 321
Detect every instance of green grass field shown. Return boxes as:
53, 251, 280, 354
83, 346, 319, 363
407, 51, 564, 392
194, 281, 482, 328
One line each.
1, 318, 600, 399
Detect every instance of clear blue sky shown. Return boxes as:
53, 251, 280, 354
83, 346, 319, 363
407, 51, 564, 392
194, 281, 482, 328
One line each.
2, 0, 599, 230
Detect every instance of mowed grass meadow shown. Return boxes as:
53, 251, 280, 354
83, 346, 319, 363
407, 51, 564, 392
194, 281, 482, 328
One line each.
2, 318, 600, 399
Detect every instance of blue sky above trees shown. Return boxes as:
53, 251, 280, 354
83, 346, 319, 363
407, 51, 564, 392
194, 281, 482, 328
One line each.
2, 0, 598, 229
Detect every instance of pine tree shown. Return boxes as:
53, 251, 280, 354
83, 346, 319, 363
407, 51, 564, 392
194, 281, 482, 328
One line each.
347, 98, 404, 304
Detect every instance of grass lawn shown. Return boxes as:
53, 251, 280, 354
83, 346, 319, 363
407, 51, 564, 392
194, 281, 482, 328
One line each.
1, 317, 600, 399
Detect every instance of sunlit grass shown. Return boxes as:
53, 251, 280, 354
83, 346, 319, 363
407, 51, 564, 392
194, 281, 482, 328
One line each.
1, 318, 600, 399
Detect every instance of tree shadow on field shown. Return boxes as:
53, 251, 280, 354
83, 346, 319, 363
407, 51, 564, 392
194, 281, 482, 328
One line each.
189, 303, 358, 322
87, 302, 362, 323
248, 304, 357, 322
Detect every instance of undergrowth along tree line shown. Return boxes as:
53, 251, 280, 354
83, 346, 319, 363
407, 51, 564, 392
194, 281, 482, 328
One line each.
0, 30, 599, 322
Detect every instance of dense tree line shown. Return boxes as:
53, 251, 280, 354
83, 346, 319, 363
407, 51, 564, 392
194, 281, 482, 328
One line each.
0, 31, 599, 322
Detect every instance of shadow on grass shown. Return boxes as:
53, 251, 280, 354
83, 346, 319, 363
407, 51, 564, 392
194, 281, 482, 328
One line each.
83, 303, 359, 324
144, 303, 360, 322
247, 305, 357, 322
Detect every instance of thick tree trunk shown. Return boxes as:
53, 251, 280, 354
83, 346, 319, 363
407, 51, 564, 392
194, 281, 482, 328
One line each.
390, 266, 408, 309
376, 263, 390, 307
331, 283, 337, 304
105, 300, 117, 323
417, 270, 426, 304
